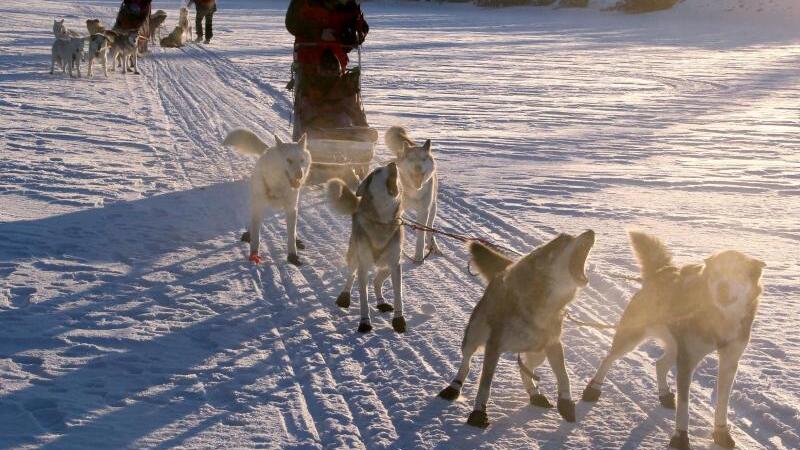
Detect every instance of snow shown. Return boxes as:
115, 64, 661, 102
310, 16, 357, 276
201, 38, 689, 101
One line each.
1, 0, 798, 449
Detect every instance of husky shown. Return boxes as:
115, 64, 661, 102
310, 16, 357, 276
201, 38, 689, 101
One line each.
327, 163, 407, 334
385, 126, 440, 262
581, 232, 765, 450
438, 230, 596, 428
53, 19, 82, 40
160, 8, 190, 48
108, 31, 139, 74
223, 129, 311, 266
85, 19, 105, 36
178, 7, 193, 41
50, 36, 86, 77
148, 10, 168, 42
86, 32, 114, 77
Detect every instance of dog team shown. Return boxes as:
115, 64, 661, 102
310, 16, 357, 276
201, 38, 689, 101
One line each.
223, 124, 765, 450
50, 5, 199, 78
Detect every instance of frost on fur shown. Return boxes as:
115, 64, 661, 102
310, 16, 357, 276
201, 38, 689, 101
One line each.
223, 129, 269, 155
327, 179, 359, 215
469, 241, 513, 282
628, 231, 673, 280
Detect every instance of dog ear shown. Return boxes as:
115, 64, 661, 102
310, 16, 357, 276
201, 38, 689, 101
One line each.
356, 171, 373, 197
386, 162, 400, 197
422, 139, 432, 153
273, 134, 284, 146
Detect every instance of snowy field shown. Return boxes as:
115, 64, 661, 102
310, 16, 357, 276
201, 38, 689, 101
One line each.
1, 0, 799, 448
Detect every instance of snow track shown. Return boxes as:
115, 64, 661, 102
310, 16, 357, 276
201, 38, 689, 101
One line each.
1, 1, 798, 449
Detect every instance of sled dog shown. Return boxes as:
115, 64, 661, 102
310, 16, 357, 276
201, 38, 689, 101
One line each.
86, 19, 105, 36
223, 129, 311, 266
438, 230, 596, 428
160, 8, 190, 48
53, 19, 82, 40
149, 10, 168, 42
86, 32, 114, 77
50, 36, 86, 77
108, 30, 139, 74
581, 231, 765, 450
385, 126, 440, 262
328, 163, 407, 334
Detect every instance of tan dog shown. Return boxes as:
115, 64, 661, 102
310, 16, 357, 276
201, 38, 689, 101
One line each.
582, 231, 765, 450
86, 18, 105, 35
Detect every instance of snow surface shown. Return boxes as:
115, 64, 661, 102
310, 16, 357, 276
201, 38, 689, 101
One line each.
1, 0, 798, 448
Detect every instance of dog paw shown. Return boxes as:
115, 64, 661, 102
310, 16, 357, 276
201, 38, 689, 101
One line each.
713, 427, 735, 449
466, 410, 489, 428
530, 393, 554, 409
336, 292, 351, 308
287, 254, 303, 266
295, 239, 306, 250
668, 431, 690, 450
376, 303, 394, 313
391, 316, 407, 333
240, 231, 250, 242
437, 385, 460, 401
248, 253, 262, 264
357, 321, 372, 334
557, 397, 576, 423
582, 384, 602, 402
659, 392, 676, 410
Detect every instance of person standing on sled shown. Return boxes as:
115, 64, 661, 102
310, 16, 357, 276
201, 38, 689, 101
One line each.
113, 0, 152, 53
188, 0, 217, 44
286, 0, 369, 140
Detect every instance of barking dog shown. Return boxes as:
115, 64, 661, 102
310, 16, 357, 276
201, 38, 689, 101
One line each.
50, 36, 86, 77
385, 126, 440, 262
160, 8, 190, 48
438, 230, 595, 428
86, 32, 114, 77
328, 163, 407, 334
581, 232, 765, 450
223, 129, 311, 266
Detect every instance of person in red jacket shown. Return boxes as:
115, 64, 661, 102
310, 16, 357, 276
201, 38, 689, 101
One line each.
286, 0, 369, 138
188, 0, 217, 44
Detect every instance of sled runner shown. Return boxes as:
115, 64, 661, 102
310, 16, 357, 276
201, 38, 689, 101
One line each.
289, 43, 377, 182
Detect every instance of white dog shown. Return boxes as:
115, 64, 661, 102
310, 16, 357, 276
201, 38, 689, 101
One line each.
50, 36, 86, 77
86, 32, 114, 77
223, 129, 311, 266
160, 8, 191, 48
328, 163, 407, 334
385, 126, 440, 262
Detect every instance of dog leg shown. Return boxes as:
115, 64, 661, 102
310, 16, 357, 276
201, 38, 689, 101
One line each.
438, 338, 479, 402
467, 341, 501, 428
390, 263, 405, 333
286, 207, 302, 266
656, 334, 678, 409
373, 268, 393, 313
357, 265, 371, 333
337, 269, 355, 308
426, 192, 441, 255
414, 205, 428, 262
547, 342, 576, 422
132, 52, 139, 75
248, 197, 266, 263
102, 54, 108, 77
583, 328, 644, 402
50, 56, 55, 75
669, 341, 703, 450
520, 352, 551, 407
712, 343, 746, 449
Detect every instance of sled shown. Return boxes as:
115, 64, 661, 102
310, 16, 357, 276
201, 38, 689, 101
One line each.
290, 44, 377, 185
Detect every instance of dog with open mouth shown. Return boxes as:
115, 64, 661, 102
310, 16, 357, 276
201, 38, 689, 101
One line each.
438, 230, 595, 428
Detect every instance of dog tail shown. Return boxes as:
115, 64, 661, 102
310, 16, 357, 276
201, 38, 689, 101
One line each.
223, 129, 269, 156
385, 126, 414, 157
628, 231, 673, 280
469, 241, 513, 282
327, 179, 360, 215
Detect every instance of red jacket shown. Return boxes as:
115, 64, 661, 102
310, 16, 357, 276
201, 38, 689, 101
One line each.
286, 0, 368, 69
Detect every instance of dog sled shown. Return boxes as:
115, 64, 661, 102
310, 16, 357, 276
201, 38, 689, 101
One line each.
289, 43, 377, 186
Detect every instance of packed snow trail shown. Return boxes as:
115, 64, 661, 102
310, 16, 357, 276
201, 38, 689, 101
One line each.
1, 1, 798, 449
